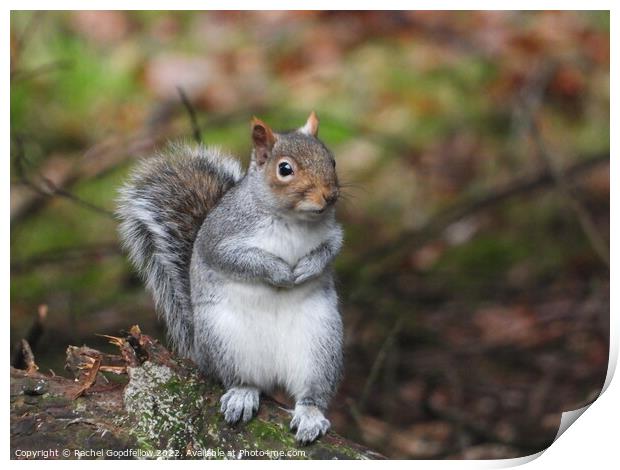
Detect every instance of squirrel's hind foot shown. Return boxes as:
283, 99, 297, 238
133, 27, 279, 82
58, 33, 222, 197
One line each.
290, 404, 331, 445
220, 386, 260, 424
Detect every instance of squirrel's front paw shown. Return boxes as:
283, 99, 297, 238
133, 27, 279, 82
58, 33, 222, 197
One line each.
220, 387, 260, 424
290, 405, 331, 445
293, 257, 323, 285
266, 263, 295, 288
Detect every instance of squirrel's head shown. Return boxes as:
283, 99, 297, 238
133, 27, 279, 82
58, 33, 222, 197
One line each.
249, 112, 339, 221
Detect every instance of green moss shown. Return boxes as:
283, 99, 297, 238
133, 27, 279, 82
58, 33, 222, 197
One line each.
123, 362, 211, 456
122, 361, 365, 459
245, 419, 287, 441
244, 418, 300, 454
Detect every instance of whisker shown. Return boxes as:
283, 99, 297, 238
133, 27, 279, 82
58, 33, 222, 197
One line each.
338, 178, 365, 192
337, 186, 361, 201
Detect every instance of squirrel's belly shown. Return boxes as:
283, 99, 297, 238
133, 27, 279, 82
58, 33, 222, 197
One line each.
205, 278, 336, 394
226, 278, 321, 312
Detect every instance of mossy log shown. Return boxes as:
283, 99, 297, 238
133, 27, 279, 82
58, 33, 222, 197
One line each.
10, 326, 382, 460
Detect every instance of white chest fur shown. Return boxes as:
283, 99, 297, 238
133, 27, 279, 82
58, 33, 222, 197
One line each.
252, 217, 329, 265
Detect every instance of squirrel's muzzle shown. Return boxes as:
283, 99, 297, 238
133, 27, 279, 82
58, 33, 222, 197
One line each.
296, 187, 339, 215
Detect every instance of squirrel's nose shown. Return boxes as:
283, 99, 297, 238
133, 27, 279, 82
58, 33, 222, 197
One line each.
306, 188, 338, 214
323, 189, 339, 206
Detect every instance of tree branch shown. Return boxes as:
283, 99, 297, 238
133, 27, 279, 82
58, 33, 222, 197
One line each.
529, 123, 609, 268
12, 135, 115, 219
177, 86, 202, 145
10, 326, 383, 460
354, 153, 609, 278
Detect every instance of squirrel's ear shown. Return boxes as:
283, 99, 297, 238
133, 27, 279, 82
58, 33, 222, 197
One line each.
298, 111, 319, 137
251, 117, 276, 167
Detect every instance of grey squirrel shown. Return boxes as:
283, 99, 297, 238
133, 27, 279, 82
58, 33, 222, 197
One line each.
117, 112, 343, 444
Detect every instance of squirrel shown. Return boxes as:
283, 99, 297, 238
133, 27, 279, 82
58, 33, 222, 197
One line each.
117, 112, 344, 444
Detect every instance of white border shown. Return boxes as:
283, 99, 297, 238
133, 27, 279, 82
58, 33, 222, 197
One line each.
5, 4, 616, 467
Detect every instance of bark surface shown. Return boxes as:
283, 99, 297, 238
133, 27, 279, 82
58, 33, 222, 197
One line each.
10, 326, 382, 460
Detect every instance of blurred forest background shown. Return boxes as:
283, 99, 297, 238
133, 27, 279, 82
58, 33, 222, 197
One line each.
10, 11, 609, 459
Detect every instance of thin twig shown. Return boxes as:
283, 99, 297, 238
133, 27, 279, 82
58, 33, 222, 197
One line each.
358, 315, 405, 412
22, 340, 39, 373
11, 243, 121, 274
529, 123, 609, 268
11, 305, 47, 370
12, 136, 115, 219
353, 153, 608, 278
177, 86, 202, 144
516, 63, 610, 268
72, 355, 102, 400
13, 339, 39, 373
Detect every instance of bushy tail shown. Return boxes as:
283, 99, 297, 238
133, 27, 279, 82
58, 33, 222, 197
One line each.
116, 143, 243, 357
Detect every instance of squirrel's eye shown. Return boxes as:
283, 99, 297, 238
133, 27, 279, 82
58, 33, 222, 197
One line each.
332, 159, 336, 168
278, 161, 294, 177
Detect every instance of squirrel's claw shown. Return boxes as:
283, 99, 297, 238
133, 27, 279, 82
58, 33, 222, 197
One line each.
220, 387, 260, 425
293, 258, 322, 285
290, 404, 331, 444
